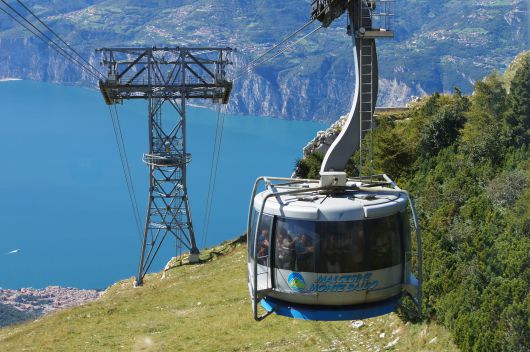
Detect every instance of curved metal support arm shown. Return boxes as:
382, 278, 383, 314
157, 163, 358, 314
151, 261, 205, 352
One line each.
321, 35, 361, 173
320, 2, 378, 175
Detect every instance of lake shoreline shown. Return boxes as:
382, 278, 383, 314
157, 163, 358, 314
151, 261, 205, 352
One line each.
0, 286, 101, 328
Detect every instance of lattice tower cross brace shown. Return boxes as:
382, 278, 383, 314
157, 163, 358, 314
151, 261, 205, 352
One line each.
97, 47, 233, 286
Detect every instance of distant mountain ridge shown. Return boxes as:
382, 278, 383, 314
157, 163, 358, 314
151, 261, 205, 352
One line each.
0, 0, 527, 121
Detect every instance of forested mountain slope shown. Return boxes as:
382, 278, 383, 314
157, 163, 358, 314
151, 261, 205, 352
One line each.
0, 0, 527, 120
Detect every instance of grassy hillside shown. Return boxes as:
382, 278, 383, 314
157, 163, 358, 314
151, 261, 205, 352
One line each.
0, 239, 458, 352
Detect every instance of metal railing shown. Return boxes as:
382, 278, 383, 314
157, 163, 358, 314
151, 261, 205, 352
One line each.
360, 0, 395, 31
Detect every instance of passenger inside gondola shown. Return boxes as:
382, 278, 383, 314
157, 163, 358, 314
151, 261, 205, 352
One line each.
257, 229, 270, 265
366, 215, 401, 269
351, 225, 366, 270
275, 229, 294, 270
294, 233, 315, 272
322, 233, 341, 272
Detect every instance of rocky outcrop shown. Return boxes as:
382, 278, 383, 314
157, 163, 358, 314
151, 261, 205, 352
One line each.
302, 114, 348, 158
0, 286, 100, 328
291, 114, 347, 177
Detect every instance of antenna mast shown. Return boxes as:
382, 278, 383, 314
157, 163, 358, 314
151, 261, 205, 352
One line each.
97, 47, 233, 286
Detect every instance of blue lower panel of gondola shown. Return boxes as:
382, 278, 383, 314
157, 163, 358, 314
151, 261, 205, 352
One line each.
260, 295, 402, 321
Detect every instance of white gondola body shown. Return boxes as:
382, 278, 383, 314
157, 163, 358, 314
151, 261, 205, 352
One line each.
248, 181, 420, 315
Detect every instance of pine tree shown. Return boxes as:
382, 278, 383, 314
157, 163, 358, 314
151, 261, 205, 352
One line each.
460, 72, 508, 164
505, 56, 530, 146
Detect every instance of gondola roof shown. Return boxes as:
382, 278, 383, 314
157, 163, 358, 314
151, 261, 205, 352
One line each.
253, 182, 408, 221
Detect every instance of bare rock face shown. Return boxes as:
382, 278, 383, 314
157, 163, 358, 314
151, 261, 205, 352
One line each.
302, 114, 348, 158
0, 286, 100, 328
378, 78, 427, 107
291, 114, 347, 177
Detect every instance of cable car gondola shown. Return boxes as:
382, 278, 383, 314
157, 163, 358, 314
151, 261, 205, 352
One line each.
247, 175, 421, 321
246, 0, 422, 321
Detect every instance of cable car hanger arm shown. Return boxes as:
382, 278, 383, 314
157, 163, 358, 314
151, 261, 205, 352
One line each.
312, 1, 381, 185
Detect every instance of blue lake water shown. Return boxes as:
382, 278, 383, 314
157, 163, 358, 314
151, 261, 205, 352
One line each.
0, 80, 326, 289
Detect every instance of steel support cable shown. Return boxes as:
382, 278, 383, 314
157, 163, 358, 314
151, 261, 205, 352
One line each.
15, 0, 105, 79
202, 25, 323, 247
233, 1, 336, 80
108, 105, 144, 243
0, 1, 101, 80
0, 3, 100, 80
256, 25, 323, 67
205, 105, 226, 246
113, 105, 144, 235
109, 106, 143, 242
201, 104, 226, 247
110, 106, 144, 244
235, 18, 316, 78
238, 27, 309, 76
201, 104, 222, 247
0, 5, 93, 78
234, 24, 323, 81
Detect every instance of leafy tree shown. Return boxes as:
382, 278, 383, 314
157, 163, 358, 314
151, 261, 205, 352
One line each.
295, 152, 323, 179
460, 73, 508, 165
473, 72, 508, 117
420, 92, 469, 156
504, 56, 530, 146
485, 170, 527, 209
372, 118, 414, 180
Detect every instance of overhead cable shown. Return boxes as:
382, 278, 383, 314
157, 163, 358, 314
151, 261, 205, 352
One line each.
15, 0, 104, 79
0, 0, 101, 80
108, 105, 144, 244
234, 25, 322, 80
236, 18, 316, 77
1, 1, 142, 242
201, 103, 226, 247
233, 2, 334, 80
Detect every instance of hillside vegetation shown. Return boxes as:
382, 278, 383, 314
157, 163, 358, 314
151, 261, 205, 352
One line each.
299, 52, 530, 352
0, 239, 458, 351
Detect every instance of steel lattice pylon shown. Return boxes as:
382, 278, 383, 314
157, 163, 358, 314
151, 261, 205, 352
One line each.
97, 47, 233, 286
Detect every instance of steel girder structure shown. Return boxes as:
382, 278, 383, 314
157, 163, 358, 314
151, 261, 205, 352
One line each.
97, 47, 233, 286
